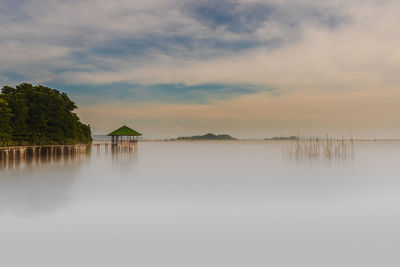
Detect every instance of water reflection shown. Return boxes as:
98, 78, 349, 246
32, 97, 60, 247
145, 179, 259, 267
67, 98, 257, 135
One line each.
1, 142, 400, 267
92, 143, 139, 167
0, 149, 89, 173
0, 144, 138, 216
111, 144, 138, 168
0, 154, 88, 216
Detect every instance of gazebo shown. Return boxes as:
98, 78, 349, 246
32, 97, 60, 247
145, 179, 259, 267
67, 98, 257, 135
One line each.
107, 125, 142, 145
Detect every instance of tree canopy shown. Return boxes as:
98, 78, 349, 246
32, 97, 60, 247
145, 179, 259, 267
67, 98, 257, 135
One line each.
0, 83, 92, 145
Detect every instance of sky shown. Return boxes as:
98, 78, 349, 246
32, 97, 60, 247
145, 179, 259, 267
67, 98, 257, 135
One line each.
1, 0, 400, 139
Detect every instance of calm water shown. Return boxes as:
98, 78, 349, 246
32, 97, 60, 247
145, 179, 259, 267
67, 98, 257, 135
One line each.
1, 141, 400, 267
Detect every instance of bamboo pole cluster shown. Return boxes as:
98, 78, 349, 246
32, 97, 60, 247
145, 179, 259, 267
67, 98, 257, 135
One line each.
286, 136, 355, 161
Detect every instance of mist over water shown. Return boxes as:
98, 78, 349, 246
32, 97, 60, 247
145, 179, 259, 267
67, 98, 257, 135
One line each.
1, 141, 400, 267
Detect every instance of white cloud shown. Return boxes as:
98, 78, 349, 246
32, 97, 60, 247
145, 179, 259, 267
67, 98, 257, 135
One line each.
54, 0, 400, 93
0, 0, 357, 85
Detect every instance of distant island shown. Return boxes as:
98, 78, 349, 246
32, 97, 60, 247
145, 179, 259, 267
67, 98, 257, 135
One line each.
265, 136, 299, 141
0, 83, 92, 146
175, 133, 237, 141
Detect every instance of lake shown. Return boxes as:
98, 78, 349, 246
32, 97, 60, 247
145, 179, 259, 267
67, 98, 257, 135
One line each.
1, 141, 400, 267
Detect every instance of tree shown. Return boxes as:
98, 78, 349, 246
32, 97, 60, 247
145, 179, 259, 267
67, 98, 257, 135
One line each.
1, 84, 29, 142
0, 97, 12, 144
0, 83, 92, 144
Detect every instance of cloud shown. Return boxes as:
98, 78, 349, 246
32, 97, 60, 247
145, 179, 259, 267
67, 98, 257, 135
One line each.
186, 0, 275, 34
0, 0, 350, 86
186, 0, 346, 34
54, 0, 399, 92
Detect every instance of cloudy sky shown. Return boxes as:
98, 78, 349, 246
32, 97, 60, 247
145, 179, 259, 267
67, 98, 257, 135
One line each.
1, 0, 399, 138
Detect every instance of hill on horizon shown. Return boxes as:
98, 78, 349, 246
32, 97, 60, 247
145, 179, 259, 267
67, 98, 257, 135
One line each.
175, 133, 237, 141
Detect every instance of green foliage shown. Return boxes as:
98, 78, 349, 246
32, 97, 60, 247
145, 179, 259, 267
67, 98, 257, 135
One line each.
0, 83, 92, 145
0, 97, 13, 143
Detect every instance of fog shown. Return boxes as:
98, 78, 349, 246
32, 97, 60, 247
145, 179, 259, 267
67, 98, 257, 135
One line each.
1, 141, 400, 267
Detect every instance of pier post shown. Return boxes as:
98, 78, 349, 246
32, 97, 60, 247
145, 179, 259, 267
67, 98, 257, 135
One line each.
61, 146, 65, 162
5, 150, 9, 165
21, 148, 26, 167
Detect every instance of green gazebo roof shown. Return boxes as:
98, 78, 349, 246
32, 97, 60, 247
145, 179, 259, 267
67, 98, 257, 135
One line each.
107, 125, 142, 136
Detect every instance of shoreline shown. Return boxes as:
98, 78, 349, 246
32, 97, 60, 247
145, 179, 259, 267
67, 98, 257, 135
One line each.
91, 139, 400, 143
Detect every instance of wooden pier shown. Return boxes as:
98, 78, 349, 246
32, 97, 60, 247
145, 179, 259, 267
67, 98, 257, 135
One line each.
0, 144, 90, 161
0, 141, 139, 162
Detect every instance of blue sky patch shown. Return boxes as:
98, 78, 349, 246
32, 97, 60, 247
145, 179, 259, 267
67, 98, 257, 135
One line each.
47, 82, 277, 105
